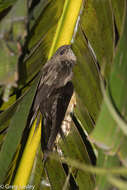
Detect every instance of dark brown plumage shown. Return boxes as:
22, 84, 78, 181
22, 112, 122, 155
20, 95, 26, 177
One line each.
31, 45, 76, 159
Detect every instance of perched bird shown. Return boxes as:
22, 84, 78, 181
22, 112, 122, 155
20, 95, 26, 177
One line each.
31, 45, 76, 159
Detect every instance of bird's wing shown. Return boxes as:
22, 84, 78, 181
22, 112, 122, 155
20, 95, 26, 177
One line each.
30, 58, 73, 126
29, 59, 54, 126
40, 82, 74, 153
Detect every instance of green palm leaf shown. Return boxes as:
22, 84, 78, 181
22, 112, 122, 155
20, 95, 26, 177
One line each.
0, 0, 127, 190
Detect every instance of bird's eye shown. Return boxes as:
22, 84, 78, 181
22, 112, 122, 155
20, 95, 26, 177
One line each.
60, 49, 66, 55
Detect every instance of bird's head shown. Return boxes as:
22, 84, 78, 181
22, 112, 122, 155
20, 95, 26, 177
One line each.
54, 45, 77, 66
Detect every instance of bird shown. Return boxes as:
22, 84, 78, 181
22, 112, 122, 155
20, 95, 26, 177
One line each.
31, 45, 76, 160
